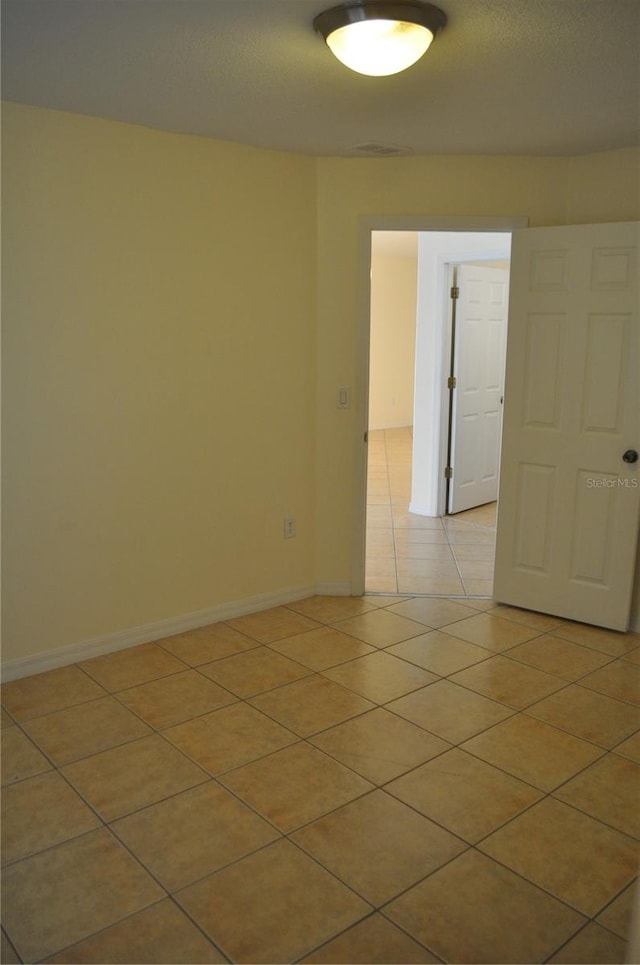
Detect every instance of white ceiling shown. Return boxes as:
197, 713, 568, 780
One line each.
2, 0, 639, 158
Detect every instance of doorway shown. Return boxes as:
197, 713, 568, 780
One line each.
364, 227, 512, 596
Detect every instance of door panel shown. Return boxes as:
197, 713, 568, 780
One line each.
494, 222, 640, 631
448, 264, 509, 513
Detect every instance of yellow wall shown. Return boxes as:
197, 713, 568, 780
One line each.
368, 247, 418, 430
3, 101, 639, 666
2, 103, 317, 662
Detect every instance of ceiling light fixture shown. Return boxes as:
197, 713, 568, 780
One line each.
313, 0, 446, 77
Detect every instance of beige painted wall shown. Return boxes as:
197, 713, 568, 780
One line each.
3, 101, 639, 667
2, 103, 317, 662
368, 248, 417, 430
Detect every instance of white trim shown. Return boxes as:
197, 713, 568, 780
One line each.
1, 583, 321, 682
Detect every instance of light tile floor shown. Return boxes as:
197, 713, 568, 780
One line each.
2, 595, 639, 964
366, 426, 497, 596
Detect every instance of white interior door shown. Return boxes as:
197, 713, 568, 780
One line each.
494, 222, 640, 631
449, 264, 509, 513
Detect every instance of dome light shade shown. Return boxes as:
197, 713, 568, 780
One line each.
314, 1, 446, 77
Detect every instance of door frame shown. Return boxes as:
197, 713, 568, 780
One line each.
353, 215, 527, 596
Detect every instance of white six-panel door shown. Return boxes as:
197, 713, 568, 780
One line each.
494, 222, 640, 631
449, 264, 509, 513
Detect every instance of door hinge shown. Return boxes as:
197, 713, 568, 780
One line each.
450, 286, 459, 299
445, 466, 453, 479
364, 431, 368, 443
447, 376, 457, 390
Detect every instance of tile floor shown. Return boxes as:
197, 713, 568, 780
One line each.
2, 594, 639, 964
366, 426, 497, 596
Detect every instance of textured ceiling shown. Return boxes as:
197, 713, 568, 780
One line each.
2, 0, 639, 157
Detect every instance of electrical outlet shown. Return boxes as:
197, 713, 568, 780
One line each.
283, 517, 296, 539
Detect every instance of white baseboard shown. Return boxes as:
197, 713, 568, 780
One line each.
1, 583, 325, 682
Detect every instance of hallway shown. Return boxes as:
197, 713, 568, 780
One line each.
366, 427, 497, 596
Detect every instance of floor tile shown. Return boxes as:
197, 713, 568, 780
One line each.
1, 726, 52, 786
156, 622, 259, 666
0, 828, 164, 963
284, 595, 377, 623
112, 781, 279, 891
1, 931, 19, 965
450, 654, 566, 709
554, 753, 640, 838
579, 660, 640, 706
249, 674, 374, 737
1, 771, 101, 866
45, 899, 227, 963
226, 606, 320, 644
615, 731, 640, 763
292, 789, 465, 906
365, 559, 398, 593
301, 913, 439, 964
331, 610, 428, 649
309, 707, 450, 785
443, 612, 542, 651
385, 849, 585, 965
116, 670, 236, 729
163, 702, 297, 775
385, 597, 481, 627
393, 541, 455, 561
525, 684, 640, 748
462, 713, 604, 791
387, 680, 513, 744
507, 634, 612, 681
443, 529, 495, 546
396, 559, 463, 581
386, 748, 542, 843
268, 626, 375, 670
456, 560, 495, 581
79, 643, 187, 693
367, 529, 395, 556
488, 604, 566, 632
1, 665, 105, 721
198, 648, 310, 698
551, 623, 640, 657
220, 742, 373, 832
461, 578, 495, 596
479, 797, 638, 916
176, 839, 371, 964
596, 881, 638, 939
624, 646, 640, 665
397, 573, 466, 595
364, 595, 412, 608
61, 734, 208, 821
22, 696, 152, 765
0, 709, 15, 729
547, 922, 627, 964
392, 513, 447, 532
451, 543, 496, 562
387, 631, 492, 676
323, 651, 437, 704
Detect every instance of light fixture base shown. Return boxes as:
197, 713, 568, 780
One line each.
314, 0, 446, 75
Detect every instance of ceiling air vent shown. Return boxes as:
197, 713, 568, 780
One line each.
349, 142, 412, 157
